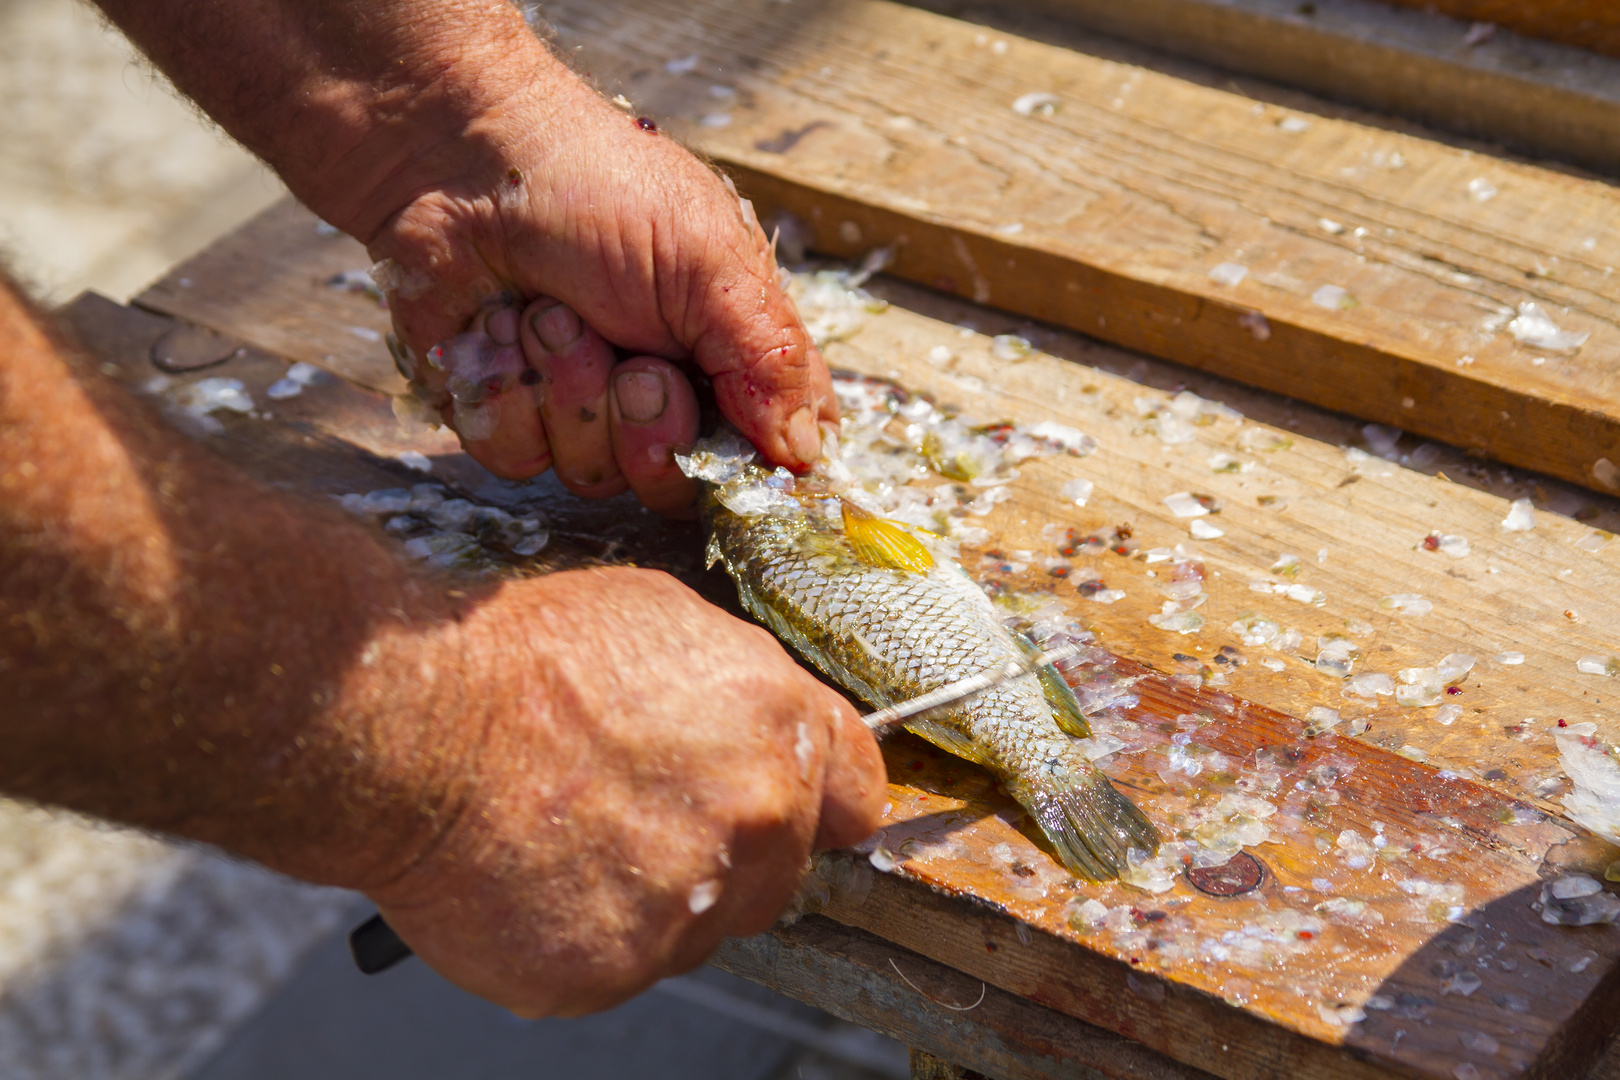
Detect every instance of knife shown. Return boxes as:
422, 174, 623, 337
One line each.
347, 641, 1081, 974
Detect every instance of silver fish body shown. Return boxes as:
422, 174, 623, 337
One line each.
703, 463, 1159, 881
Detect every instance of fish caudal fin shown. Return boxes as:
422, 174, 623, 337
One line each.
1008, 756, 1160, 882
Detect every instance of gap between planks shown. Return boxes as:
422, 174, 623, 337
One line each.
538, 0, 1620, 494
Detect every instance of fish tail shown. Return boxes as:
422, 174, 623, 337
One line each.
1009, 755, 1160, 882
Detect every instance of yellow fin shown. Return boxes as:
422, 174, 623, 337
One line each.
842, 502, 934, 573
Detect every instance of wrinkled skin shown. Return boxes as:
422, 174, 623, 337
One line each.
369, 75, 837, 515
363, 569, 884, 1015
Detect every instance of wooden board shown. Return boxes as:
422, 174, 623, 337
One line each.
62, 291, 707, 579
713, 916, 1215, 1080
908, 0, 1620, 178
137, 201, 407, 398
116, 200, 1620, 1080
484, 0, 1620, 496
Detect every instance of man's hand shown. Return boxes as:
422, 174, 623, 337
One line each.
370, 79, 837, 516
94, 0, 836, 516
364, 569, 883, 1015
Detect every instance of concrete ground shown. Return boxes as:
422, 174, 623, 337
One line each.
0, 0, 284, 303
0, 1, 909, 1076
190, 930, 906, 1080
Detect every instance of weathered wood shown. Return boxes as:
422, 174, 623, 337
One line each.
711, 917, 1213, 1080
115, 196, 1620, 1080
910, 1049, 992, 1080
909, 0, 1620, 178
136, 201, 405, 397
1372, 0, 1620, 60
515, 0, 1620, 495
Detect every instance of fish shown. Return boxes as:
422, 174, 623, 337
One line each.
679, 431, 1159, 881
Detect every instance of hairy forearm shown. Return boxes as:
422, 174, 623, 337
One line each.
0, 280, 477, 888
90, 0, 568, 239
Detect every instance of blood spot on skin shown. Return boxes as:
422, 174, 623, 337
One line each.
506, 168, 523, 187
636, 116, 658, 132
579, 406, 597, 422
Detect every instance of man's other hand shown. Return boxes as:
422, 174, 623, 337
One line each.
363, 569, 885, 1017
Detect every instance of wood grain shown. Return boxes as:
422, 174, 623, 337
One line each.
712, 917, 1214, 1080
517, 0, 1620, 494
909, 0, 1620, 177
136, 201, 404, 397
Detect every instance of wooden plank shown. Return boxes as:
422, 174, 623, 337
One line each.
792, 296, 1620, 1080
506, 0, 1620, 495
910, 1052, 991, 1080
119, 198, 1620, 1080
1371, 0, 1620, 61
907, 0, 1620, 178
712, 917, 1215, 1080
136, 200, 405, 397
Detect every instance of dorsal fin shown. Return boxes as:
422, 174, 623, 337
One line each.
842, 501, 935, 573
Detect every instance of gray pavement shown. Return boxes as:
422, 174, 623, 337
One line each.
190, 927, 907, 1080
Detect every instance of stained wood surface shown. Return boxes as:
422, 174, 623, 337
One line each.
489, 0, 1620, 495
912, 0, 1620, 177
138, 202, 407, 398
1372, 0, 1620, 60
118, 199, 1620, 1080
713, 917, 1213, 1080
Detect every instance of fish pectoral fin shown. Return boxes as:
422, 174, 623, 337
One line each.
842, 502, 934, 574
1010, 632, 1093, 739
902, 717, 997, 768
1038, 665, 1092, 739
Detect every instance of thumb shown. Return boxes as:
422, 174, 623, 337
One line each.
684, 188, 839, 470
812, 690, 887, 850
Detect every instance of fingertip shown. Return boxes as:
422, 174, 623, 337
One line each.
519, 296, 624, 498
457, 383, 554, 480
609, 357, 702, 518
812, 695, 888, 851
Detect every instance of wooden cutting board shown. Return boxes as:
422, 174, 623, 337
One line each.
123, 199, 1620, 1080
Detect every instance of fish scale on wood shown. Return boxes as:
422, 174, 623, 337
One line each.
683, 432, 1160, 882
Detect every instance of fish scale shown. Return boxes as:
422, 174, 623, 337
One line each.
709, 485, 1160, 882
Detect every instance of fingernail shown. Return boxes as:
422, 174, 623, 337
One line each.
487, 307, 520, 345
533, 302, 582, 353
788, 406, 821, 465
615, 370, 667, 424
